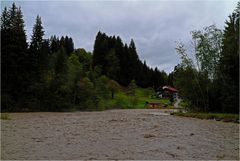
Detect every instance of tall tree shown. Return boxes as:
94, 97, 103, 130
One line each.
92, 31, 109, 74
218, 2, 239, 113
191, 25, 223, 79
1, 3, 29, 111
175, 42, 209, 111
65, 53, 83, 104
60, 36, 65, 48
105, 49, 120, 80
128, 39, 139, 81
65, 37, 74, 55
30, 15, 44, 53
29, 15, 45, 78
50, 35, 60, 54
1, 7, 10, 31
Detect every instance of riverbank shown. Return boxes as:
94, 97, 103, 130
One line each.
172, 112, 239, 123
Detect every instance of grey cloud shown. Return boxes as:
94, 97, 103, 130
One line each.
2, 1, 237, 73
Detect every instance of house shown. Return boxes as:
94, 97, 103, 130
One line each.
156, 86, 178, 99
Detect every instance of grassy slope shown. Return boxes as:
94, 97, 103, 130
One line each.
135, 88, 171, 108
103, 88, 171, 109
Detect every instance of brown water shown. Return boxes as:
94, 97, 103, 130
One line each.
1, 109, 239, 160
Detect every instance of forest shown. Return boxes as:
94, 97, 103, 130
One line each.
1, 3, 239, 114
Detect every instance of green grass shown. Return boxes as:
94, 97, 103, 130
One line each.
172, 112, 239, 121
0, 113, 11, 120
179, 100, 190, 108
136, 88, 171, 108
103, 88, 171, 109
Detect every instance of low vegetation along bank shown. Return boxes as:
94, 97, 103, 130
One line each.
0, 113, 11, 120
172, 112, 239, 123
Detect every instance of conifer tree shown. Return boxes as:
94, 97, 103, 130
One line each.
60, 36, 65, 47
30, 15, 44, 53
1, 3, 29, 110
105, 49, 120, 80
50, 35, 60, 53
218, 2, 239, 113
1, 7, 10, 31
29, 15, 45, 80
92, 31, 108, 73
128, 39, 139, 81
65, 36, 74, 55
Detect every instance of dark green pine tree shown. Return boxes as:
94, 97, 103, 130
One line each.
52, 47, 68, 90
60, 36, 65, 48
1, 3, 29, 111
28, 15, 51, 111
30, 15, 44, 53
152, 67, 161, 89
1, 7, 10, 31
105, 48, 120, 80
128, 39, 139, 81
218, 2, 239, 113
114, 36, 125, 84
1, 7, 11, 76
1, 6, 12, 111
39, 39, 51, 74
141, 61, 152, 88
29, 15, 45, 78
120, 43, 132, 85
92, 31, 109, 74
65, 36, 74, 55
50, 35, 60, 53
167, 72, 174, 87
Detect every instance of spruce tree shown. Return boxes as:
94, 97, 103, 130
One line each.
218, 2, 239, 113
30, 15, 45, 78
1, 7, 10, 31
92, 31, 108, 74
1, 3, 29, 111
30, 15, 44, 53
65, 36, 74, 55
50, 35, 60, 53
60, 36, 65, 47
128, 39, 139, 81
105, 49, 120, 80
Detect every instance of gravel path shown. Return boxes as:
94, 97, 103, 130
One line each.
1, 109, 239, 160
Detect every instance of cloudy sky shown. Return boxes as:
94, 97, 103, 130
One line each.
1, 0, 237, 73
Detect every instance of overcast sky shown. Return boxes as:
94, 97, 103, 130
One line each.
1, 0, 237, 73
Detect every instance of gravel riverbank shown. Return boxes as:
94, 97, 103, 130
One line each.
1, 109, 239, 160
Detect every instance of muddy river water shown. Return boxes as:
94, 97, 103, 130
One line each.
1, 109, 239, 160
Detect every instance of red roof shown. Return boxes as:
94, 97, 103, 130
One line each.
163, 86, 178, 92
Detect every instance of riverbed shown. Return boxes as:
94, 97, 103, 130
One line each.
1, 109, 239, 160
